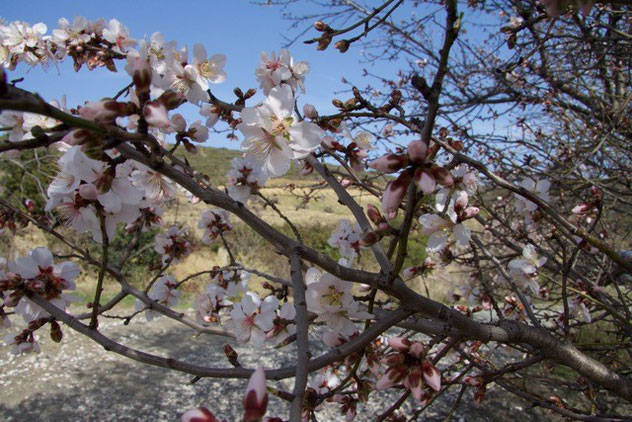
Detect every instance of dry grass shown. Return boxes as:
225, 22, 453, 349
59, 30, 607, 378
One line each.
1, 170, 466, 307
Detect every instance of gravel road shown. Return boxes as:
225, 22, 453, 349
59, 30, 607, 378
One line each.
0, 312, 554, 421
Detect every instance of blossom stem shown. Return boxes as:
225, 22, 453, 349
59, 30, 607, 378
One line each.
90, 210, 109, 329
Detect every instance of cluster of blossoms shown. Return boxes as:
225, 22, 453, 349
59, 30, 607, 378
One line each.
418, 191, 480, 252
255, 49, 309, 95
0, 16, 224, 154
376, 337, 442, 402
1, 248, 78, 354
370, 139, 454, 218
305, 267, 372, 341
322, 127, 375, 173
198, 209, 232, 244
134, 275, 181, 321
195, 268, 296, 348
328, 219, 364, 265
195, 267, 250, 324
46, 147, 143, 242
154, 225, 193, 264
229, 292, 280, 348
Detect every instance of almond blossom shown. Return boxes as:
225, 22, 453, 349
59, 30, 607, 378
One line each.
102, 18, 136, 53
199, 103, 220, 128
328, 219, 363, 264
507, 244, 546, 296
305, 267, 372, 338
419, 192, 479, 252
191, 44, 226, 87
238, 84, 323, 177
4, 247, 78, 323
0, 110, 26, 142
230, 292, 279, 347
154, 226, 192, 264
266, 301, 296, 345
376, 337, 441, 401
225, 157, 268, 204
134, 275, 181, 321
130, 163, 177, 204
195, 268, 250, 324
51, 16, 92, 49
198, 209, 232, 244
309, 368, 341, 394
435, 164, 478, 212
255, 49, 309, 95
0, 21, 50, 68
4, 332, 41, 355
418, 213, 470, 252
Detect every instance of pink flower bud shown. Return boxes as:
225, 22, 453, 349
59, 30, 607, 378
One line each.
376, 367, 406, 390
143, 101, 170, 129
421, 360, 441, 392
181, 407, 219, 422
340, 178, 352, 188
572, 203, 591, 214
381, 352, 405, 367
369, 153, 408, 173
402, 266, 419, 281
4, 291, 22, 307
360, 231, 380, 247
322, 136, 341, 150
158, 90, 186, 110
406, 367, 424, 401
454, 191, 468, 212
413, 168, 436, 194
407, 141, 428, 164
366, 204, 383, 225
409, 342, 425, 359
61, 129, 93, 146
463, 376, 482, 387
79, 100, 124, 122
171, 113, 187, 132
300, 161, 314, 176
303, 103, 319, 119
189, 122, 209, 143
388, 336, 411, 353
382, 171, 410, 217
459, 206, 479, 221
24, 199, 35, 212
243, 367, 268, 422
431, 166, 454, 187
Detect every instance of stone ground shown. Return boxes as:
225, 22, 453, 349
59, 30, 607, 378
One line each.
0, 312, 556, 421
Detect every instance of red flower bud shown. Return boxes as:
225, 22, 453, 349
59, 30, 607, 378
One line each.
369, 153, 408, 173
243, 368, 268, 422
413, 168, 436, 194
181, 407, 219, 422
407, 141, 428, 164
381, 171, 410, 217
431, 166, 454, 187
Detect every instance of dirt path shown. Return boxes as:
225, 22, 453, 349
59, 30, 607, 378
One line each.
0, 312, 554, 421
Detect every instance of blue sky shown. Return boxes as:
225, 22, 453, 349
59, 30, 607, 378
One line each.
2, 0, 398, 149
